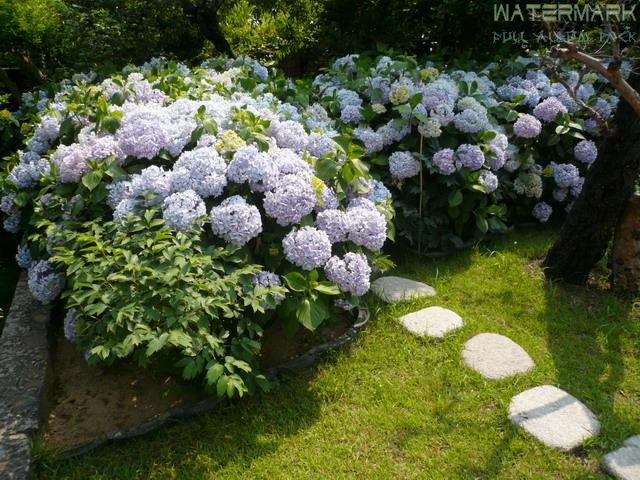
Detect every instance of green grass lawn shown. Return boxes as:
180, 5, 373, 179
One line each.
34, 227, 640, 479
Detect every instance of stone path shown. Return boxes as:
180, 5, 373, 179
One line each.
602, 436, 640, 480
385, 275, 611, 468
462, 333, 535, 380
371, 276, 436, 303
398, 306, 463, 338
508, 385, 601, 451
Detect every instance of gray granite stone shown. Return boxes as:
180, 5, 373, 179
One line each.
0, 273, 51, 480
398, 306, 463, 338
508, 385, 600, 451
602, 435, 640, 480
371, 276, 436, 303
462, 333, 535, 379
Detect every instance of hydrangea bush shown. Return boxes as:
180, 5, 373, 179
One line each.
264, 53, 615, 250
0, 56, 394, 396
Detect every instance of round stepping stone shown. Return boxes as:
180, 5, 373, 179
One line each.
398, 306, 463, 338
508, 385, 600, 451
602, 435, 640, 480
462, 333, 535, 379
371, 276, 436, 303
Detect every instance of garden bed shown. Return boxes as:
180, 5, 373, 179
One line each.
43, 309, 366, 457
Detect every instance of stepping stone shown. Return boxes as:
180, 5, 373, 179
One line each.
508, 385, 600, 451
462, 333, 535, 379
398, 306, 463, 338
371, 276, 436, 303
602, 435, 640, 480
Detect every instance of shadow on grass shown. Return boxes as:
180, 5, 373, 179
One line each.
34, 371, 324, 479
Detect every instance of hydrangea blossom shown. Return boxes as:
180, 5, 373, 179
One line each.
364, 178, 392, 203
388, 78, 414, 105
307, 132, 336, 158
162, 190, 206, 231
129, 166, 172, 203
455, 144, 485, 171
269, 120, 309, 152
479, 170, 499, 193
552, 163, 580, 188
15, 244, 33, 269
27, 260, 64, 304
347, 199, 386, 251
282, 227, 332, 270
418, 118, 442, 138
226, 145, 273, 188
210, 196, 262, 246
533, 97, 568, 122
514, 172, 543, 198
353, 127, 385, 154
453, 109, 489, 133
7, 155, 51, 189
0, 193, 16, 214
324, 252, 371, 296
64, 308, 78, 342
340, 105, 363, 124
432, 148, 456, 175
171, 147, 228, 198
513, 114, 542, 138
553, 188, 568, 202
574, 140, 597, 165
263, 174, 316, 226
389, 151, 420, 179
316, 209, 351, 243
532, 202, 552, 223
486, 146, 506, 171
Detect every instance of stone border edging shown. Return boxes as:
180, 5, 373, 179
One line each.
0, 272, 52, 480
54, 305, 370, 459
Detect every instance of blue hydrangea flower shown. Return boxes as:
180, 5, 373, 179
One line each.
553, 188, 568, 202
27, 260, 64, 304
364, 179, 392, 203
513, 114, 542, 139
162, 190, 206, 231
552, 163, 580, 188
453, 109, 489, 133
263, 174, 316, 226
269, 120, 309, 153
487, 145, 506, 171
353, 127, 385, 154
15, 244, 33, 269
479, 170, 499, 193
532, 202, 552, 223
455, 144, 485, 171
533, 97, 568, 122
432, 148, 456, 175
171, 147, 227, 198
226, 145, 273, 190
347, 199, 386, 251
316, 209, 351, 243
324, 252, 371, 296
0, 193, 16, 215
389, 151, 420, 179
282, 227, 332, 270
251, 271, 284, 307
130, 166, 173, 203
3, 213, 21, 233
7, 155, 51, 189
307, 132, 336, 158
64, 308, 78, 342
210, 195, 262, 246
574, 140, 597, 165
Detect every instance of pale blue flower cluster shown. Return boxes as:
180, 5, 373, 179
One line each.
162, 190, 206, 231
533, 97, 568, 122
432, 148, 456, 175
347, 198, 386, 251
27, 260, 64, 304
479, 170, 499, 194
532, 202, 553, 223
263, 174, 316, 226
513, 114, 542, 138
7, 153, 51, 189
324, 252, 371, 296
552, 163, 581, 188
573, 140, 598, 165
316, 209, 351, 243
15, 244, 33, 269
210, 196, 262, 246
455, 144, 485, 171
283, 227, 332, 270
64, 308, 78, 342
389, 151, 420, 179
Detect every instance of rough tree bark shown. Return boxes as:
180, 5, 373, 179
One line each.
181, 0, 234, 57
543, 70, 640, 283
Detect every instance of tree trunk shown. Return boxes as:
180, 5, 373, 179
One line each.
182, 0, 234, 57
543, 71, 640, 284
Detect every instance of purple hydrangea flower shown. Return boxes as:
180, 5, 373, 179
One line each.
130, 166, 173, 203
226, 145, 273, 190
532, 202, 552, 223
27, 260, 64, 304
210, 195, 262, 246
0, 193, 16, 215
353, 127, 385, 154
162, 190, 206, 231
432, 148, 456, 175
64, 308, 78, 342
263, 174, 315, 226
570, 176, 584, 197
316, 209, 351, 243
453, 109, 489, 133
51, 144, 91, 183
324, 252, 371, 296
479, 170, 499, 193
487, 145, 506, 171
389, 151, 420, 179
552, 163, 580, 188
347, 199, 386, 251
455, 144, 485, 171
171, 147, 228, 198
364, 179, 392, 203
15, 244, 33, 269
282, 227, 332, 270
341, 105, 363, 124
573, 140, 598, 165
269, 120, 309, 153
533, 97, 568, 122
513, 114, 542, 139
